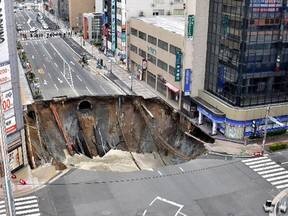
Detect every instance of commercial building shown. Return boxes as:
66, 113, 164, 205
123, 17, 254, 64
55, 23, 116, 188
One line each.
68, 0, 95, 30
1, 0, 27, 172
190, 0, 288, 139
83, 12, 102, 42
129, 0, 209, 106
100, 0, 186, 63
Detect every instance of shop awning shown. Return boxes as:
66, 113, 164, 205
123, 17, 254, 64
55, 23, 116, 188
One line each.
165, 83, 179, 93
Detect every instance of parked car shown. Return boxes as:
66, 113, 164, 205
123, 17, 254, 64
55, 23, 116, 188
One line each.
42, 23, 49, 30
280, 201, 287, 213
30, 27, 38, 33
16, 24, 23, 31
263, 200, 274, 212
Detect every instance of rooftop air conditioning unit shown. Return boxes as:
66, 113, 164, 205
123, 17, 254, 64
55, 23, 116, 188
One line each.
139, 11, 144, 17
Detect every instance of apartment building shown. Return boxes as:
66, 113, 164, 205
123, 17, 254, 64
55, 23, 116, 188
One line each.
83, 12, 102, 42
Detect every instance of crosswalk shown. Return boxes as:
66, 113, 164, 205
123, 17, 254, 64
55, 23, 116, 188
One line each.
242, 156, 288, 189
0, 195, 40, 216
18, 30, 50, 34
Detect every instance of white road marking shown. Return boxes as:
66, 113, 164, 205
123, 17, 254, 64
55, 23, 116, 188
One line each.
179, 167, 184, 172
15, 200, 38, 206
258, 168, 285, 175
40, 41, 52, 59
54, 62, 58, 68
70, 61, 75, 65
277, 183, 288, 189
282, 161, 288, 165
32, 55, 34, 59
15, 203, 39, 210
242, 157, 267, 163
89, 73, 95, 80
73, 56, 77, 61
54, 83, 59, 90
267, 174, 288, 182
253, 165, 280, 172
100, 85, 108, 94
86, 87, 93, 95
245, 159, 271, 166
48, 72, 52, 78
44, 80, 47, 85
262, 171, 288, 178
157, 171, 162, 176
250, 162, 276, 169
16, 208, 40, 215
14, 196, 38, 202
43, 64, 46, 69
76, 75, 82, 81
272, 178, 288, 185
57, 78, 63, 83
143, 210, 147, 216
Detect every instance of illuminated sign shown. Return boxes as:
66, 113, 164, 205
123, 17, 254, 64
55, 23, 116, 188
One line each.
5, 116, 17, 134
175, 51, 182, 82
184, 69, 191, 96
111, 0, 116, 52
187, 15, 194, 40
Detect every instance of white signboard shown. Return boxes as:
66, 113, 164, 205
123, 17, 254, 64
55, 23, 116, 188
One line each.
2, 89, 14, 112
0, 61, 12, 84
5, 116, 17, 134
0, 0, 9, 63
268, 116, 285, 127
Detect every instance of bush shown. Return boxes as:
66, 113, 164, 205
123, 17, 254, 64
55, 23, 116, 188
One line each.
17, 41, 22, 49
267, 128, 287, 137
269, 142, 288, 151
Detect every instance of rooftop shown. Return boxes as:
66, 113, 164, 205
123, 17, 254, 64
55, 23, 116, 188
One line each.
136, 16, 185, 36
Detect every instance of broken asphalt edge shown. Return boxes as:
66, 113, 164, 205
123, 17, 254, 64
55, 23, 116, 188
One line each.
13, 168, 71, 198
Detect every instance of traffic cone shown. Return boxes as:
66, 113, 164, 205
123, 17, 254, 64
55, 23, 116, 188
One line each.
11, 174, 16, 179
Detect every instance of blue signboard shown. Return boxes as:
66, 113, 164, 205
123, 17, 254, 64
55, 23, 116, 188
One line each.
102, 14, 106, 25
175, 50, 182, 82
184, 69, 191, 96
217, 66, 224, 92
111, 0, 116, 52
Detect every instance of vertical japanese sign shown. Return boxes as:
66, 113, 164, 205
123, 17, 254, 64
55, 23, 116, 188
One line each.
221, 14, 228, 38
187, 15, 194, 40
0, 0, 9, 63
175, 51, 182, 82
111, 0, 116, 52
184, 69, 191, 96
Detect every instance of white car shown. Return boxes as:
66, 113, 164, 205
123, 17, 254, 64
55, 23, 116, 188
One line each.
42, 23, 49, 30
30, 27, 38, 33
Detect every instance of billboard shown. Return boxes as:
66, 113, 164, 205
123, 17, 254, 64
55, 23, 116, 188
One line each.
250, 0, 282, 7
5, 116, 17, 134
111, 0, 116, 52
0, 61, 12, 84
0, 0, 9, 63
175, 51, 182, 82
184, 69, 191, 96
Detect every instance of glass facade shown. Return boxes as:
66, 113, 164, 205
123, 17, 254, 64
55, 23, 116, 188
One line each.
205, 0, 288, 107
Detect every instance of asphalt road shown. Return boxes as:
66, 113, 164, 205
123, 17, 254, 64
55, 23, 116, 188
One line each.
32, 158, 277, 216
21, 38, 122, 99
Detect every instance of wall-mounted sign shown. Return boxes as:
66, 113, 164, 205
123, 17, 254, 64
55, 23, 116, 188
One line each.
0, 61, 12, 84
0, 0, 9, 63
111, 0, 116, 52
2, 89, 14, 119
184, 69, 191, 96
175, 50, 182, 82
5, 116, 17, 134
187, 15, 194, 40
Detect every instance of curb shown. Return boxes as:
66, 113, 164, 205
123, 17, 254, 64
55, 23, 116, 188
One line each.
270, 189, 288, 216
208, 151, 255, 158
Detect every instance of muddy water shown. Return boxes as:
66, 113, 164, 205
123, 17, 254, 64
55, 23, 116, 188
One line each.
65, 150, 173, 172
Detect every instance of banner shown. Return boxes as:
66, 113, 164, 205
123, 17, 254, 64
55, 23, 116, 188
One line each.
184, 69, 191, 96
0, 0, 9, 63
111, 0, 116, 52
0, 61, 12, 84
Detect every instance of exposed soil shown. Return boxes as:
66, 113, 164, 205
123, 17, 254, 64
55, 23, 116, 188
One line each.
24, 96, 214, 171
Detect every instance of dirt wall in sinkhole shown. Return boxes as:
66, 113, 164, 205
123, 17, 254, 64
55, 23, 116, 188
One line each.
24, 96, 214, 169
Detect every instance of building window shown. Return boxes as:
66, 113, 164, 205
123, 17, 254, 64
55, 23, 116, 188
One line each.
148, 54, 156, 64
147, 71, 156, 88
148, 35, 157, 45
153, 10, 164, 15
130, 44, 137, 53
139, 31, 147, 41
169, 45, 181, 55
174, 0, 184, 3
153, 0, 165, 4
169, 65, 175, 75
158, 39, 168, 51
131, 28, 138, 36
139, 48, 146, 58
157, 59, 167, 71
153, 12, 159, 16
173, 9, 184, 15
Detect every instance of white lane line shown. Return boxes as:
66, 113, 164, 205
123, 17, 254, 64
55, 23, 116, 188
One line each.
271, 179, 288, 185
242, 157, 267, 163
14, 200, 38, 206
100, 85, 108, 94
54, 62, 58, 68
54, 84, 59, 91
48, 72, 52, 78
277, 184, 288, 189
245, 159, 271, 166
143, 209, 147, 216
14, 196, 38, 202
73, 56, 77, 61
258, 168, 285, 175
86, 87, 93, 95
89, 73, 95, 80
250, 162, 276, 169
263, 171, 288, 179
16, 207, 40, 215
267, 174, 288, 182
43, 64, 46, 69
253, 165, 280, 172
70, 61, 75, 66
76, 75, 82, 81
15, 203, 38, 210
179, 167, 184, 172
282, 161, 288, 165
158, 171, 162, 176
40, 41, 52, 59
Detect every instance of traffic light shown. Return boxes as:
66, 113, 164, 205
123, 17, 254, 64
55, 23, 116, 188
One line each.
251, 120, 257, 134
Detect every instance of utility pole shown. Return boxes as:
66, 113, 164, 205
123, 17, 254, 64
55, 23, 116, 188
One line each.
0, 94, 15, 216
261, 104, 271, 156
